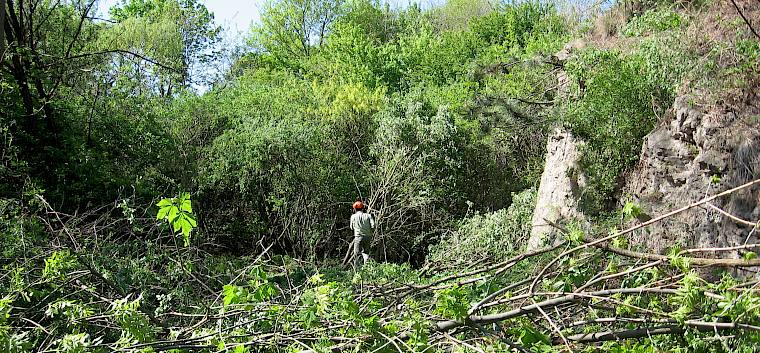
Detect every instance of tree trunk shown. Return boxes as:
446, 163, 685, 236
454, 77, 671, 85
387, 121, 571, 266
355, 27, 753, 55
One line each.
1, 0, 6, 52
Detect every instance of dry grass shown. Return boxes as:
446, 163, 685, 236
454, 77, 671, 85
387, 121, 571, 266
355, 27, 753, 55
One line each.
589, 1, 642, 40
678, 0, 759, 105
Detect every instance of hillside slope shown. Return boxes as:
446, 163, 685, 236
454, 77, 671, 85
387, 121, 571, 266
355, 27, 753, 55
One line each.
528, 0, 760, 259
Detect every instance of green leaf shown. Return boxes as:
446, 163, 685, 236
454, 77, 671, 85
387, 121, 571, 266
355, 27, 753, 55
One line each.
157, 199, 172, 207
622, 201, 642, 220
156, 207, 170, 220
186, 213, 197, 227
568, 227, 585, 244
181, 199, 192, 213
519, 325, 549, 346
181, 221, 192, 237
223, 285, 241, 306
233, 345, 249, 353
168, 207, 179, 223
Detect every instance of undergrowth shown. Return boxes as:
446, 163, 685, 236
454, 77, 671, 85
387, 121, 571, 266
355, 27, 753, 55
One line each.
2, 197, 759, 352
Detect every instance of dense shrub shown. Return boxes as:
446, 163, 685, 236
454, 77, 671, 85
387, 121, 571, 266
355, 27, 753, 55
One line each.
562, 20, 693, 215
198, 72, 360, 257
622, 7, 686, 37
563, 49, 667, 215
427, 188, 536, 266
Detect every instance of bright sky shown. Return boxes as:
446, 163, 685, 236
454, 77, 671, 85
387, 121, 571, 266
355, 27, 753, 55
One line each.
216, 0, 447, 34
98, 0, 447, 35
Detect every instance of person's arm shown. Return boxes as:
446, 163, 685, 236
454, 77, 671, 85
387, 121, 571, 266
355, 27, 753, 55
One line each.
349, 214, 354, 230
370, 214, 376, 229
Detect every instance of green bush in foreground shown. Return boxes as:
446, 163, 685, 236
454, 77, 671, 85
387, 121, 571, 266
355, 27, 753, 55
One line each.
428, 188, 536, 266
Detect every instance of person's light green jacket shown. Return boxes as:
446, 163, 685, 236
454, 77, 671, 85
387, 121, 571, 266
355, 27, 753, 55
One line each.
350, 211, 375, 237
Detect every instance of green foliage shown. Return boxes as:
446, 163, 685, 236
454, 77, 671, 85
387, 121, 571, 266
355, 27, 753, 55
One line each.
551, 255, 597, 292
46, 301, 94, 324
428, 188, 537, 265
667, 247, 692, 273
671, 271, 703, 322
250, 0, 343, 71
736, 39, 760, 71
58, 333, 96, 353
367, 99, 474, 255
6, 0, 760, 351
623, 8, 685, 37
110, 295, 154, 343
566, 222, 586, 244
354, 261, 421, 285
108, 0, 221, 86
434, 286, 470, 321
43, 250, 78, 282
0, 297, 12, 326
517, 324, 551, 350
563, 48, 673, 215
0, 330, 30, 353
622, 201, 643, 222
222, 267, 278, 308
156, 193, 197, 246
471, 1, 557, 48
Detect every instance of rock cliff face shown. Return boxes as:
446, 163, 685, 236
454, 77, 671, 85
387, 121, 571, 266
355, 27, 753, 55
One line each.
527, 128, 587, 250
624, 93, 760, 254
530, 35, 759, 254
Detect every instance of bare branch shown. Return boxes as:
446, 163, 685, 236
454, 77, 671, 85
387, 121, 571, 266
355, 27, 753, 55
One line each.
730, 0, 760, 40
45, 49, 183, 73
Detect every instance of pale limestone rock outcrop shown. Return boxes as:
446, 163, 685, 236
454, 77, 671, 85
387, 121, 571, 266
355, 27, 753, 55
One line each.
527, 128, 587, 250
625, 94, 760, 255
527, 41, 590, 250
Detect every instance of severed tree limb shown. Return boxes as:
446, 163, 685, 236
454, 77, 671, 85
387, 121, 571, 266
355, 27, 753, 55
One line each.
565, 325, 684, 343
588, 239, 760, 267
34, 195, 168, 330
705, 202, 758, 227
407, 283, 760, 344
565, 320, 760, 343
730, 0, 760, 40
542, 217, 760, 293
413, 242, 566, 291
400, 287, 679, 340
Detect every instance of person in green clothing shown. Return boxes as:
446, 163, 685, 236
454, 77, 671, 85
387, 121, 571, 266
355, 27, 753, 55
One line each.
350, 199, 375, 269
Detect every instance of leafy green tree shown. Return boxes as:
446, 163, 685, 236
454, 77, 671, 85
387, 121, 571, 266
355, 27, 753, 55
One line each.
430, 0, 492, 31
250, 0, 345, 71
107, 0, 221, 95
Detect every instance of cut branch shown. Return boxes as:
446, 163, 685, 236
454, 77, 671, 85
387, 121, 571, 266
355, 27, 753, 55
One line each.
730, 0, 760, 40
565, 326, 684, 343
589, 239, 760, 267
400, 287, 679, 339
565, 320, 760, 343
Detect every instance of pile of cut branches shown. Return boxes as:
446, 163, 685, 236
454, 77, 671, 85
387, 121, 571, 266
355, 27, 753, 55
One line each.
1, 181, 760, 352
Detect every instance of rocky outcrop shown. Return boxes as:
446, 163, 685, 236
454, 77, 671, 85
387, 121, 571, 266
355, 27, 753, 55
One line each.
528, 128, 587, 250
625, 94, 760, 255
526, 41, 591, 251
